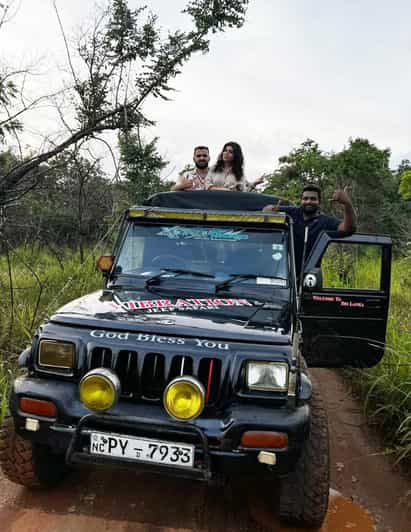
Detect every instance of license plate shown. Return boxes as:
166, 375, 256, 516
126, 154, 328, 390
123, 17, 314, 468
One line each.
90, 431, 194, 468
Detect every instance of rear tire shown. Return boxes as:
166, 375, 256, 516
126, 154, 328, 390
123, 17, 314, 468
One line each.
278, 389, 330, 528
0, 414, 66, 488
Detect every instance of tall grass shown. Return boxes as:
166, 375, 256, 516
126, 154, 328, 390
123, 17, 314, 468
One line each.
0, 362, 9, 422
0, 245, 103, 420
1, 249, 102, 348
322, 249, 411, 467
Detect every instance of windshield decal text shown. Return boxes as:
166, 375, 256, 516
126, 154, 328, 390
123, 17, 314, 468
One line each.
157, 226, 248, 241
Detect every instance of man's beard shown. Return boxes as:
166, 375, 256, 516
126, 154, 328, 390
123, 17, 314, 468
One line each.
302, 205, 319, 216
195, 161, 209, 169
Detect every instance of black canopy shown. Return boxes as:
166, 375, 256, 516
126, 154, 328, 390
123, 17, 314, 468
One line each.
143, 191, 292, 211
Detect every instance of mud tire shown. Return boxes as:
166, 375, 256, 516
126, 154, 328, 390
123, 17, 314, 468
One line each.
278, 389, 330, 528
0, 414, 66, 488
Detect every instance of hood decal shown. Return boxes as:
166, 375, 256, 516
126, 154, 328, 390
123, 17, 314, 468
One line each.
112, 296, 253, 314
90, 330, 230, 350
51, 290, 290, 342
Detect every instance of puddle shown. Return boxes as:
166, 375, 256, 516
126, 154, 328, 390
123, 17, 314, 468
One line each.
249, 488, 375, 531
322, 489, 375, 531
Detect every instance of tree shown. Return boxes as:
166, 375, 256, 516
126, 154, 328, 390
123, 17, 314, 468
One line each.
118, 129, 168, 205
263, 139, 331, 203
3, 150, 113, 261
399, 170, 411, 200
0, 0, 249, 207
327, 138, 394, 233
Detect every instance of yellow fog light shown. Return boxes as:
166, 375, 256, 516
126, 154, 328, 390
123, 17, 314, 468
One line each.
163, 376, 205, 421
79, 368, 120, 412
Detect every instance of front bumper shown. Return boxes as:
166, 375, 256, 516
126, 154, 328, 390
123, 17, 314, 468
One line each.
10, 376, 310, 480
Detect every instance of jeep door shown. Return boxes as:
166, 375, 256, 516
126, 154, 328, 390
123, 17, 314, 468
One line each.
300, 233, 392, 367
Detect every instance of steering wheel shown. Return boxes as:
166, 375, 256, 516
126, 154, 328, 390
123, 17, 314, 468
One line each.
151, 254, 187, 269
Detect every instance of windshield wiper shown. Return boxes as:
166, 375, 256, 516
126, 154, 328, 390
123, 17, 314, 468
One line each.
108, 283, 140, 291
145, 268, 215, 289
215, 274, 259, 292
215, 273, 287, 293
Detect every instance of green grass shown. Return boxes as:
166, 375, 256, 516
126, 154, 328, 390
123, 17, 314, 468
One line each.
0, 244, 103, 421
343, 256, 411, 466
0, 247, 102, 350
322, 248, 410, 466
0, 362, 9, 422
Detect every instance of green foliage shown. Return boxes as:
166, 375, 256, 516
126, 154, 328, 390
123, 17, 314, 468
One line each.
263, 139, 331, 203
118, 130, 169, 204
105, 2, 157, 61
184, 0, 249, 33
264, 138, 411, 247
0, 74, 23, 142
0, 148, 17, 175
331, 138, 392, 233
399, 170, 411, 200
0, 246, 102, 353
0, 245, 104, 421
321, 243, 382, 290
2, 150, 113, 257
321, 249, 411, 465
0, 360, 9, 423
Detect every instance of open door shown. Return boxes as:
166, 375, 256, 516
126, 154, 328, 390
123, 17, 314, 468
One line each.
300, 232, 392, 367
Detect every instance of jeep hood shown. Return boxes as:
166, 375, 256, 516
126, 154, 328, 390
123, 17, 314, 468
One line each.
49, 290, 291, 345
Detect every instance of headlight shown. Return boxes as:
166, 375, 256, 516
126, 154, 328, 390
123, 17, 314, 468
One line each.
163, 376, 205, 421
38, 340, 75, 369
79, 368, 120, 412
246, 361, 289, 392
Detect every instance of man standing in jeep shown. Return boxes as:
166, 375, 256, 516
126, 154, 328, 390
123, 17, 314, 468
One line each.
264, 183, 356, 269
171, 146, 210, 191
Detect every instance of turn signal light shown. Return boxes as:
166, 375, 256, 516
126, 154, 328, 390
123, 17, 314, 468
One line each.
96, 255, 114, 273
241, 431, 288, 449
19, 398, 57, 418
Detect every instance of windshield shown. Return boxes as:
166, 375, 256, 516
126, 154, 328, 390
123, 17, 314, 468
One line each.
115, 223, 289, 283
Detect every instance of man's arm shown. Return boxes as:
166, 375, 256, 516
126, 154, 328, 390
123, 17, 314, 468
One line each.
262, 200, 294, 213
171, 175, 193, 191
248, 174, 266, 192
331, 187, 356, 232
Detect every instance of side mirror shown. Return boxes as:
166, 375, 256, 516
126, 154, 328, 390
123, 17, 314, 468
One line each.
303, 268, 323, 291
96, 255, 114, 276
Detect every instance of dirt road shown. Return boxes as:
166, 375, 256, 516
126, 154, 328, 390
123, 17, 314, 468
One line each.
0, 369, 410, 531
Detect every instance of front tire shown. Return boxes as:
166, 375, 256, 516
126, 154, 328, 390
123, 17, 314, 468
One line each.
0, 414, 66, 488
278, 389, 330, 528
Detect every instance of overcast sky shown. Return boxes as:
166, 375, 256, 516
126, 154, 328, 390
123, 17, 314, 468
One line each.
1, 0, 410, 182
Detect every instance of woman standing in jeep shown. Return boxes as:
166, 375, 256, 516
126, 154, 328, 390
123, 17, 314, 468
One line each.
207, 142, 247, 191
207, 141, 264, 192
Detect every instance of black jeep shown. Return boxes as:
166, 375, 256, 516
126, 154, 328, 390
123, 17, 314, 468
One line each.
0, 191, 392, 528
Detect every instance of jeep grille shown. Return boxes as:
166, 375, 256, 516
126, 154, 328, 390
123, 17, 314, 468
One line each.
87, 347, 223, 405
